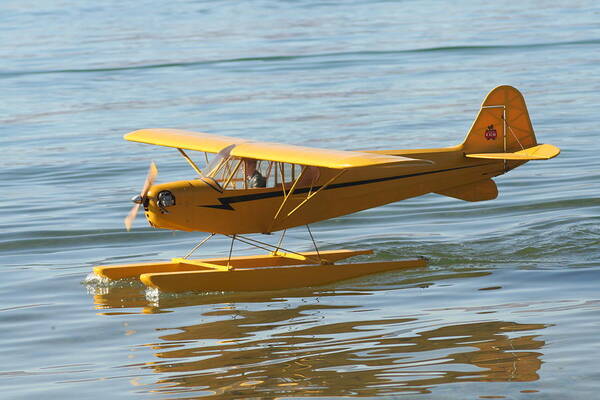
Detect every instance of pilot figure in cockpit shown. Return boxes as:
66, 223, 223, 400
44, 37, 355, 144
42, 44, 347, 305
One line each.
244, 159, 267, 188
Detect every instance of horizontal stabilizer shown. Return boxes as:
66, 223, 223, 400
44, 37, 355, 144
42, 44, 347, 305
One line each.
466, 144, 560, 161
435, 179, 498, 202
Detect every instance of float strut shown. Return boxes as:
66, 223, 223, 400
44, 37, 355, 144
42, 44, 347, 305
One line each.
306, 224, 324, 264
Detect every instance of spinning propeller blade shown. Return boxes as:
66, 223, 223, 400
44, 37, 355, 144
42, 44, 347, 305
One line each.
124, 203, 140, 232
124, 162, 158, 231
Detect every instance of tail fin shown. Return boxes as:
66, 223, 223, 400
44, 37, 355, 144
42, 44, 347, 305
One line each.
461, 85, 559, 163
462, 85, 537, 154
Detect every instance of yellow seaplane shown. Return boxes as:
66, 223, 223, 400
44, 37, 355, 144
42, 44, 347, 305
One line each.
94, 86, 559, 292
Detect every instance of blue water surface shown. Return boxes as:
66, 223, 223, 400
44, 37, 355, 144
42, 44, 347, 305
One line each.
1, 1, 599, 398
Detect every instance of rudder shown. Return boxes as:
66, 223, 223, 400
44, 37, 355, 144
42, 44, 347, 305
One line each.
461, 86, 537, 155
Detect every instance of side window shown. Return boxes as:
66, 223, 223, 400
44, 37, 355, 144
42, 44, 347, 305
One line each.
268, 163, 320, 189
206, 158, 272, 190
203, 156, 320, 190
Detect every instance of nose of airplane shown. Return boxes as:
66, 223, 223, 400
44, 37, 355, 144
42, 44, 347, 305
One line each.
143, 179, 215, 231
145, 182, 183, 215
131, 194, 143, 204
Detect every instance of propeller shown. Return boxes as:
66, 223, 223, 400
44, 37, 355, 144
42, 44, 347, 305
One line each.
124, 162, 158, 231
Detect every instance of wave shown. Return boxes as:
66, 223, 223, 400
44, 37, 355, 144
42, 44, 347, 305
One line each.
3, 39, 599, 78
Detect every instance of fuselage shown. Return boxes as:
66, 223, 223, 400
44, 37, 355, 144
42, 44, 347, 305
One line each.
143, 146, 512, 235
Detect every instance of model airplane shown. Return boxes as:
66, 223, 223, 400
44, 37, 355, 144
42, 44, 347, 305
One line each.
94, 86, 559, 292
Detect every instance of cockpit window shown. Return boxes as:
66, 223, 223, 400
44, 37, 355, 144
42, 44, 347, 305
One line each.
203, 144, 235, 178
201, 149, 320, 190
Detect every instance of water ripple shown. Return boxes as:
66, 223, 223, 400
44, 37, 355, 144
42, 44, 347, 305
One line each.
2, 39, 599, 78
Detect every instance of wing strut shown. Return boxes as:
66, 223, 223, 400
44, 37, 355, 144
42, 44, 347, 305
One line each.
267, 168, 347, 233
271, 166, 308, 223
285, 169, 346, 218
177, 148, 203, 176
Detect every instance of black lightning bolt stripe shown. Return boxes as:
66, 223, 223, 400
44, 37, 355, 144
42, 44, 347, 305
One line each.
199, 163, 494, 210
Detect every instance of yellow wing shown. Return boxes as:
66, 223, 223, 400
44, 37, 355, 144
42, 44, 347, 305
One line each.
124, 128, 431, 169
125, 129, 248, 154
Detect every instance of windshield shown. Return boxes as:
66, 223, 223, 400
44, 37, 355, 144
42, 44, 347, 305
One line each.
203, 144, 236, 178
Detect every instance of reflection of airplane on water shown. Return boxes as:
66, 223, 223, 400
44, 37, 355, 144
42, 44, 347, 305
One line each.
88, 271, 547, 396
136, 316, 545, 396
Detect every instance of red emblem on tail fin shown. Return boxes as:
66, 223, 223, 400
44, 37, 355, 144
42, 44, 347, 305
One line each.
485, 125, 497, 140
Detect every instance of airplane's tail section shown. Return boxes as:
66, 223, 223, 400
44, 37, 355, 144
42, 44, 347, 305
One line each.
434, 86, 559, 202
373, 86, 559, 202
460, 85, 559, 161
